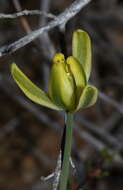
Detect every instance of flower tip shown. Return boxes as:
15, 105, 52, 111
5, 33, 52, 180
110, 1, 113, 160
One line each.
74, 29, 88, 35
52, 53, 65, 64
66, 56, 73, 63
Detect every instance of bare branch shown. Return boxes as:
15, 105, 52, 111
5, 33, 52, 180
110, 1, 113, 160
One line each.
38, 0, 56, 58
99, 92, 123, 114
76, 115, 121, 150
0, 118, 19, 138
0, 0, 91, 57
39, 0, 51, 26
52, 151, 62, 190
12, 0, 33, 33
76, 127, 123, 165
0, 10, 56, 19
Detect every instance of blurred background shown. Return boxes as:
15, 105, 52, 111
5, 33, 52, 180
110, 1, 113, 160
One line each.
0, 0, 123, 189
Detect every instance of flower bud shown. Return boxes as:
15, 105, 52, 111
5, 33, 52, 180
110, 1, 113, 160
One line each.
48, 53, 75, 111
11, 30, 98, 113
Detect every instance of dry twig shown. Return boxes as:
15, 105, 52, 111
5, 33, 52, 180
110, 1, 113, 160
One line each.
0, 0, 91, 57
0, 10, 56, 19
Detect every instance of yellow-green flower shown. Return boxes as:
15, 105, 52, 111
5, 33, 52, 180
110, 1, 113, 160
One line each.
11, 29, 98, 113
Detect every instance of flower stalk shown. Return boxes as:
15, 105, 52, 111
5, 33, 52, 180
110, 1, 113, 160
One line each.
59, 112, 73, 190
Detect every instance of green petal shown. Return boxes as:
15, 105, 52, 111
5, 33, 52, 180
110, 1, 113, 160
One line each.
11, 63, 62, 111
76, 85, 98, 111
72, 29, 91, 81
66, 56, 86, 102
48, 53, 75, 111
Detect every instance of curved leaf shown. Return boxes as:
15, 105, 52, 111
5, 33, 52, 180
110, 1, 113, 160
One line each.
11, 63, 62, 111
72, 29, 91, 81
76, 85, 98, 111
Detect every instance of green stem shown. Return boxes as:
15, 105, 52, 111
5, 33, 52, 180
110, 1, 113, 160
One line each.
59, 112, 73, 190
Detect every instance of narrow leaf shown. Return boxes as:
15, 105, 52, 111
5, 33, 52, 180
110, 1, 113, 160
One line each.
11, 63, 62, 110
72, 29, 91, 81
76, 85, 98, 111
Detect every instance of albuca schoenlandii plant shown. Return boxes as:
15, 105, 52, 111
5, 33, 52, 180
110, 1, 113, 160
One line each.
11, 29, 98, 190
